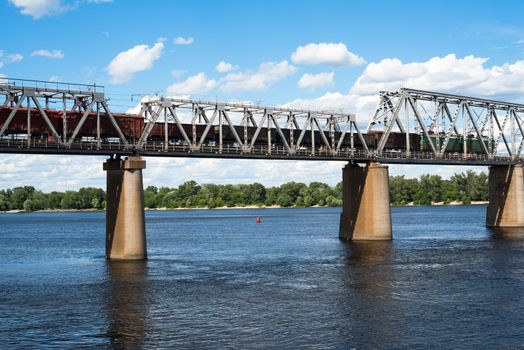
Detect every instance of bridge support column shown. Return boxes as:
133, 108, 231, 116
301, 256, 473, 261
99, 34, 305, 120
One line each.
486, 164, 524, 227
103, 156, 147, 260
339, 162, 392, 240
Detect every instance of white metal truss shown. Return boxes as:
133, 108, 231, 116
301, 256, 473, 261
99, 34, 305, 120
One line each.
136, 97, 367, 156
367, 88, 524, 159
0, 78, 128, 148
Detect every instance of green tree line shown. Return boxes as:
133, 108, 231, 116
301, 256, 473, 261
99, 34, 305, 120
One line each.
0, 170, 488, 212
0, 186, 105, 212
390, 170, 488, 205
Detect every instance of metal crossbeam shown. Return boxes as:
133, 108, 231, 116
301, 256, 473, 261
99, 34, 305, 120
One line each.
367, 88, 523, 159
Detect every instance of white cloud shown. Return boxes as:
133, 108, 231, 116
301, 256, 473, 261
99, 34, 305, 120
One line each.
49, 75, 61, 82
0, 155, 107, 191
215, 61, 238, 73
6, 54, 23, 63
170, 69, 187, 78
297, 72, 334, 90
9, 0, 110, 19
31, 49, 64, 59
107, 41, 164, 84
0, 154, 350, 192
220, 60, 297, 92
0, 51, 23, 66
8, 0, 69, 19
285, 53, 524, 128
291, 42, 366, 66
350, 53, 524, 98
125, 95, 154, 114
283, 92, 357, 112
173, 37, 194, 45
166, 72, 217, 96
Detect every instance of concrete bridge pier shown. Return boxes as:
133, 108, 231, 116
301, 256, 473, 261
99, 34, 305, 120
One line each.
103, 156, 147, 260
486, 164, 524, 227
339, 162, 392, 240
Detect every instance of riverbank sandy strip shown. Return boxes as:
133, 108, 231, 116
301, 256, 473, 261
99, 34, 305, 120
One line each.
397, 201, 488, 206
0, 202, 489, 214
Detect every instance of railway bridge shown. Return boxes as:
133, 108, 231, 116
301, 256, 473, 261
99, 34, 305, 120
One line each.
1, 78, 524, 259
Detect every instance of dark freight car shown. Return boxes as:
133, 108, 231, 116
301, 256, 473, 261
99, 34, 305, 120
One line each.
420, 135, 463, 153
367, 131, 420, 151
337, 132, 375, 149
466, 136, 494, 153
213, 125, 278, 145
418, 134, 494, 154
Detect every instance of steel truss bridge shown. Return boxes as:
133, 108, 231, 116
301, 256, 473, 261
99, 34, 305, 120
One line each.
1, 78, 523, 166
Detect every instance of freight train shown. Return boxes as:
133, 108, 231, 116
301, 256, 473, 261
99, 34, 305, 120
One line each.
0, 106, 491, 153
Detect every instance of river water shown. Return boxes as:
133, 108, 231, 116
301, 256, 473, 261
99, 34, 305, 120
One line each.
0, 206, 523, 349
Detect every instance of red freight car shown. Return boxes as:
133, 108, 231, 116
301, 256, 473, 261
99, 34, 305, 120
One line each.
0, 107, 62, 137
57, 110, 145, 140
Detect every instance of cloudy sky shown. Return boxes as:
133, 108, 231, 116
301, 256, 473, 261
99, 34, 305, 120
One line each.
1, 0, 524, 191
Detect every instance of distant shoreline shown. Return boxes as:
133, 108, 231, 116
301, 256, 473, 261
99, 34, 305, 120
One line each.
0, 202, 489, 214
392, 201, 488, 207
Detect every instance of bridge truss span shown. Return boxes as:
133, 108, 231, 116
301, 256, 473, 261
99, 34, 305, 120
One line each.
367, 88, 524, 161
0, 78, 523, 165
136, 97, 366, 157
0, 78, 129, 149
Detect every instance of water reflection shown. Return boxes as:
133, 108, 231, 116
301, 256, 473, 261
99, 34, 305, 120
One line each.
339, 240, 398, 347
344, 240, 395, 302
105, 260, 149, 349
489, 226, 524, 239
345, 240, 394, 266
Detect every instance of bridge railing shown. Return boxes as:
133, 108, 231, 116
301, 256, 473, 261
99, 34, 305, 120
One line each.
0, 77, 102, 94
0, 136, 519, 164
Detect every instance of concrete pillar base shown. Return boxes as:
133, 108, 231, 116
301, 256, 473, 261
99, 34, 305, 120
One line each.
339, 162, 392, 240
486, 164, 524, 227
104, 156, 147, 260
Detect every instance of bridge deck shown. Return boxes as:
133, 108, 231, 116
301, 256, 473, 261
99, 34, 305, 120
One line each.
0, 139, 517, 166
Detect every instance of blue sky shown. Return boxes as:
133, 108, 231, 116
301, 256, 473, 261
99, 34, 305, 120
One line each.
1, 0, 524, 190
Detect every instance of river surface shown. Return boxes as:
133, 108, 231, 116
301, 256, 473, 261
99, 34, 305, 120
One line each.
1, 206, 524, 349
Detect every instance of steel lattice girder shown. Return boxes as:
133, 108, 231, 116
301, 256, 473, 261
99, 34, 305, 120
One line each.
0, 78, 128, 148
136, 97, 366, 156
366, 88, 524, 159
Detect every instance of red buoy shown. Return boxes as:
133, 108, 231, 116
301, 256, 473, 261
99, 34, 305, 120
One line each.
256, 216, 261, 223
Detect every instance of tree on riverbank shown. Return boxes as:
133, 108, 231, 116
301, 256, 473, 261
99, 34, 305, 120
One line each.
0, 170, 489, 211
389, 170, 488, 205
0, 186, 105, 212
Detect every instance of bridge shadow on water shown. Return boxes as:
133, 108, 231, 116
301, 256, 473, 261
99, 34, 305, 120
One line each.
104, 260, 149, 349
